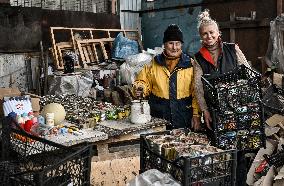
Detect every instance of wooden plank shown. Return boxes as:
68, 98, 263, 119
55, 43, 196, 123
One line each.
100, 41, 108, 60
70, 29, 76, 50
93, 125, 165, 161
82, 46, 91, 63
219, 18, 271, 29
266, 114, 284, 127
107, 30, 111, 38
56, 45, 64, 69
76, 41, 86, 65
91, 156, 139, 186
50, 27, 61, 70
273, 72, 284, 88
230, 12, 236, 43
87, 45, 95, 62
78, 38, 115, 44
50, 27, 139, 33
92, 43, 99, 63
56, 43, 73, 48
111, 0, 117, 14
277, 0, 283, 16
89, 30, 93, 39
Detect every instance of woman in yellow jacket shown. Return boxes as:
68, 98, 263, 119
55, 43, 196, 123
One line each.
133, 24, 200, 129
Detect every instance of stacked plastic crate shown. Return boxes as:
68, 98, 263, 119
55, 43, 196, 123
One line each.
202, 65, 266, 151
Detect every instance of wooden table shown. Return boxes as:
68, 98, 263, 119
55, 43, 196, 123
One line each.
38, 117, 167, 186
90, 118, 167, 186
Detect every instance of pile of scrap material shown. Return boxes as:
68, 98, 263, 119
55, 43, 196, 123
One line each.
94, 118, 167, 137
262, 84, 284, 117
246, 114, 284, 186
246, 81, 284, 185
40, 94, 131, 128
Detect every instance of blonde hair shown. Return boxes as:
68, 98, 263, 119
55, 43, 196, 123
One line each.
197, 9, 219, 33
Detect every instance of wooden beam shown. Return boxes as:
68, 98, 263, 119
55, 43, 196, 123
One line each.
111, 0, 117, 14
230, 12, 236, 43
219, 18, 271, 29
277, 0, 283, 16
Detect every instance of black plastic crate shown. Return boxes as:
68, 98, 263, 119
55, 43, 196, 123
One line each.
262, 84, 284, 116
140, 131, 237, 186
201, 65, 266, 151
201, 65, 262, 109
1, 117, 92, 186
0, 161, 20, 185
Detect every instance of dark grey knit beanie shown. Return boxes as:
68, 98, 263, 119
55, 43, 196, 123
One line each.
163, 24, 184, 43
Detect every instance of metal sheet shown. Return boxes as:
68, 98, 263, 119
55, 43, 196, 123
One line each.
120, 0, 141, 30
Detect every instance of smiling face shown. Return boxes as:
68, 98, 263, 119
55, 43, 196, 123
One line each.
164, 41, 182, 57
199, 23, 220, 46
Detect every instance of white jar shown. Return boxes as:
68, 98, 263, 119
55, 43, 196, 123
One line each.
46, 113, 55, 127
130, 100, 149, 124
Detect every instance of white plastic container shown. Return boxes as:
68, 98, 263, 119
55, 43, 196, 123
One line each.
46, 113, 55, 127
130, 100, 151, 124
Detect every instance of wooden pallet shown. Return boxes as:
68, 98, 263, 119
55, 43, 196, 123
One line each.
76, 38, 115, 65
50, 27, 142, 70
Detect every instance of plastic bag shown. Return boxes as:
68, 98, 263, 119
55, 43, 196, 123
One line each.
266, 15, 284, 73
120, 53, 152, 85
112, 33, 139, 59
126, 169, 181, 186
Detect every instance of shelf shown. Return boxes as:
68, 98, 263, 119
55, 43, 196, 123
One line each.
219, 18, 271, 29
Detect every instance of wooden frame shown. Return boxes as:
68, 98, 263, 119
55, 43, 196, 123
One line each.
56, 44, 81, 70
50, 27, 142, 70
76, 38, 115, 65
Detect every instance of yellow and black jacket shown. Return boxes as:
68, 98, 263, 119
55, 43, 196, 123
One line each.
133, 53, 200, 129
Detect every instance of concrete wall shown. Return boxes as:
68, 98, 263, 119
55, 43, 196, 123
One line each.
141, 0, 202, 56
0, 54, 28, 92
0, 6, 120, 52
141, 0, 279, 71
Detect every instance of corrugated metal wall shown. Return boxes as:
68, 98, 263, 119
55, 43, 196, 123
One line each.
9, 0, 110, 13
119, 0, 141, 30
141, 0, 202, 55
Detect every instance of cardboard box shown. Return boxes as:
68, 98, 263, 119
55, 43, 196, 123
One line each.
0, 88, 41, 116
273, 73, 284, 89
24, 93, 41, 113
0, 88, 21, 116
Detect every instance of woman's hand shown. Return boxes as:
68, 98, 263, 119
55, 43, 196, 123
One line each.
203, 110, 213, 130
